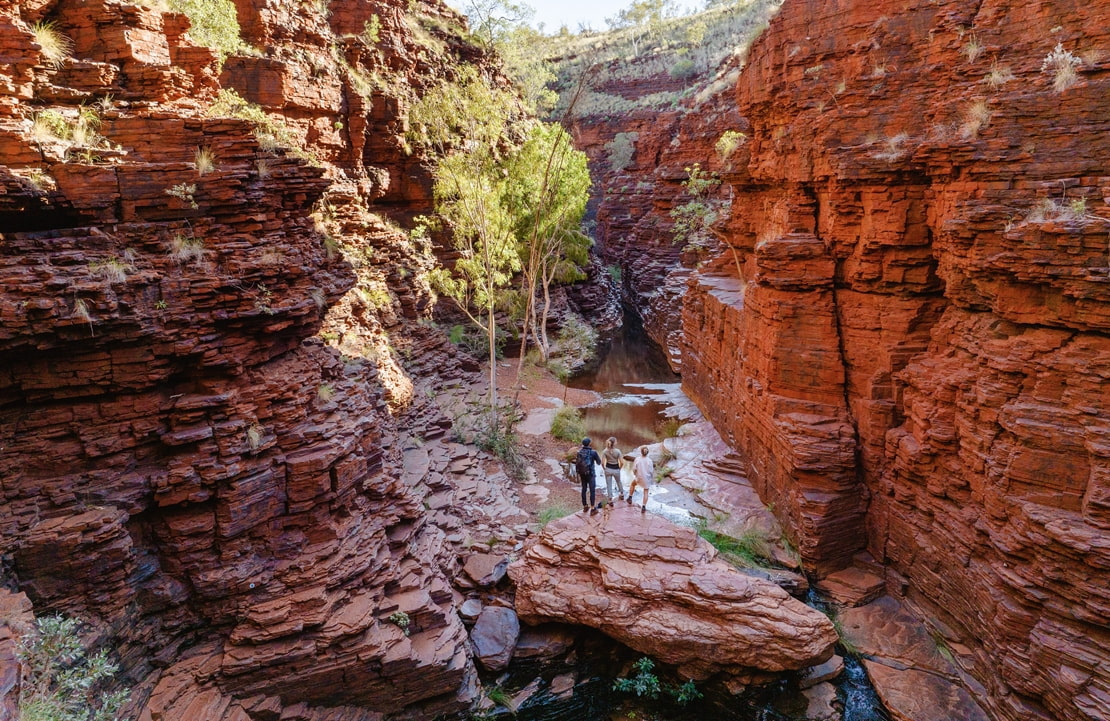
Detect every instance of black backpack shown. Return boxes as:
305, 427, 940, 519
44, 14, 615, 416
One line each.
575, 447, 594, 479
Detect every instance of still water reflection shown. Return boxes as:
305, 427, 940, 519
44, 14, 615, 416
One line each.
568, 314, 679, 448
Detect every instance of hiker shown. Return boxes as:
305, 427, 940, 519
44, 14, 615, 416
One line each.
602, 436, 625, 502
628, 445, 654, 513
575, 437, 603, 514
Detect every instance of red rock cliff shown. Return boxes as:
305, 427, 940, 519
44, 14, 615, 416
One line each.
681, 1, 1110, 720
0, 0, 501, 718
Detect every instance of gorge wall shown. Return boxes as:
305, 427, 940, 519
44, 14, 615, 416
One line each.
675, 1, 1110, 721
0, 0, 506, 718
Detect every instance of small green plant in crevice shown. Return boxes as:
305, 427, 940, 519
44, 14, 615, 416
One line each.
549, 405, 586, 442
698, 524, 774, 569
31, 21, 73, 68
169, 233, 205, 265
17, 614, 130, 721
613, 657, 702, 706
653, 464, 674, 483
206, 89, 316, 163
486, 685, 512, 708
606, 264, 622, 283
317, 383, 335, 402
388, 611, 411, 636
536, 502, 574, 528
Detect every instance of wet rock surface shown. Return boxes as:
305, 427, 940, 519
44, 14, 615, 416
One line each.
509, 505, 837, 681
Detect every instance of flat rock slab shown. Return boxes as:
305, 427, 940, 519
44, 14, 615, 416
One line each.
802, 681, 842, 721
800, 654, 844, 689
470, 606, 519, 672
839, 596, 951, 676
513, 624, 575, 660
863, 661, 990, 721
508, 505, 837, 679
815, 566, 885, 606
462, 553, 509, 587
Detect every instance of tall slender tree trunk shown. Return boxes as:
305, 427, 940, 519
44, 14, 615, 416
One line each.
488, 303, 498, 430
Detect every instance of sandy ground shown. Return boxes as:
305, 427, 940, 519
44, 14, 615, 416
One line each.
493, 359, 603, 515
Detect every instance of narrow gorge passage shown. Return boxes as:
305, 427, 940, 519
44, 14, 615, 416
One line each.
1, 0, 1108, 719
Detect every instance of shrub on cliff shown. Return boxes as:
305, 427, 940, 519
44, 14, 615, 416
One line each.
18, 615, 129, 721
170, 0, 242, 58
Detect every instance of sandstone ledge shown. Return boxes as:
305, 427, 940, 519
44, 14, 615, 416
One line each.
508, 506, 836, 681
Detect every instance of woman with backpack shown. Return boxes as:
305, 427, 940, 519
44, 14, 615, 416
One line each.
575, 437, 603, 514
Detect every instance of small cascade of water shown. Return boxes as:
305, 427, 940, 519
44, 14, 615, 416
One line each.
803, 589, 890, 721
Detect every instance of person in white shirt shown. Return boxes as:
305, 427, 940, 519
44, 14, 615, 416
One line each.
628, 445, 654, 513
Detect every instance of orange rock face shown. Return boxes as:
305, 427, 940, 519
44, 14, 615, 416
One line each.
509, 506, 837, 681
680, 1, 1110, 720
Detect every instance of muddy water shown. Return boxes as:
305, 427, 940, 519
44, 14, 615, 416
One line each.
568, 313, 679, 449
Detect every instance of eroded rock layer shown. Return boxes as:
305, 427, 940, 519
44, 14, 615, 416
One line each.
680, 1, 1110, 720
0, 0, 500, 718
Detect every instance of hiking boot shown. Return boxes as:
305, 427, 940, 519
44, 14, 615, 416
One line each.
590, 507, 598, 516
618, 494, 625, 501
640, 505, 647, 513
626, 497, 633, 505
582, 505, 589, 514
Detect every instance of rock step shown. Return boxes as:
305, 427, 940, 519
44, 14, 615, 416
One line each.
815, 566, 886, 607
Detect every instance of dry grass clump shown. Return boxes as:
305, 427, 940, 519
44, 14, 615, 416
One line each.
962, 35, 983, 63
169, 233, 206, 265
1041, 43, 1081, 92
31, 21, 73, 68
194, 146, 216, 176
958, 99, 991, 139
984, 62, 1015, 89
871, 132, 910, 162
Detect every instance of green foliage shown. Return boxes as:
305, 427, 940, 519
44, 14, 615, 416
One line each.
388, 611, 411, 635
486, 685, 512, 708
536, 502, 575, 527
550, 405, 586, 441
464, 0, 558, 112
362, 15, 381, 44
206, 89, 314, 162
553, 314, 597, 362
607, 264, 622, 283
18, 615, 129, 721
506, 122, 592, 289
169, 0, 243, 57
448, 324, 467, 344
613, 657, 701, 706
606, 132, 638, 171
613, 657, 663, 698
670, 57, 696, 81
698, 526, 773, 568
715, 129, 746, 161
670, 163, 721, 246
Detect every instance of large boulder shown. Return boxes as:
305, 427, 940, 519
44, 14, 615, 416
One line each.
470, 606, 520, 672
508, 507, 836, 679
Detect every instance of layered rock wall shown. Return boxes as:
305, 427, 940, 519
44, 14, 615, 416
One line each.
0, 0, 501, 718
681, 1, 1110, 720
